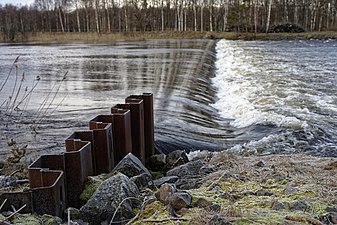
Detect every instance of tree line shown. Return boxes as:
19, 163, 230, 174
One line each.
1, 0, 337, 40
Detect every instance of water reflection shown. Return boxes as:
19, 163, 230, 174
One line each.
0, 39, 229, 159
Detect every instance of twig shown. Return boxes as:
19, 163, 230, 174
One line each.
0, 204, 26, 223
15, 77, 40, 109
68, 207, 71, 225
0, 56, 19, 93
126, 198, 154, 225
0, 199, 7, 211
8, 73, 25, 116
109, 197, 142, 225
141, 218, 189, 223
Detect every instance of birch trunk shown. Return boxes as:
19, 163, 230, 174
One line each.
266, 0, 272, 33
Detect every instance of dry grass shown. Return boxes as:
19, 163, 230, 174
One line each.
4, 31, 337, 43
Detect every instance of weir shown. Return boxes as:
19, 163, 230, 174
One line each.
0, 93, 155, 218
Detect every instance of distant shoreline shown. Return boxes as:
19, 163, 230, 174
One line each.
1, 31, 337, 43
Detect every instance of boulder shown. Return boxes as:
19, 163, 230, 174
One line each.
80, 173, 140, 225
112, 153, 151, 178
130, 173, 152, 190
166, 160, 205, 178
153, 176, 179, 187
155, 183, 177, 204
169, 192, 192, 210
79, 174, 106, 203
165, 150, 189, 170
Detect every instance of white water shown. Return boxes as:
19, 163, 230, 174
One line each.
212, 39, 337, 155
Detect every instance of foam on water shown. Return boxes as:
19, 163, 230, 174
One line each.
212, 40, 304, 129
211, 39, 337, 155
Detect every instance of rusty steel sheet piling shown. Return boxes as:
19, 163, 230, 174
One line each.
26, 154, 66, 217
113, 98, 145, 164
30, 170, 65, 217
64, 138, 93, 208
89, 115, 114, 174
126, 93, 154, 158
65, 131, 95, 174
110, 109, 132, 164
0, 93, 155, 219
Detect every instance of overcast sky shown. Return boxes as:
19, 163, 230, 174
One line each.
0, 0, 34, 6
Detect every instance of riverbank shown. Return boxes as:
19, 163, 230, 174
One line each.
140, 151, 337, 224
1, 151, 337, 224
2, 31, 337, 43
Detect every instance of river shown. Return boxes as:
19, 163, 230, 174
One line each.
0, 39, 336, 161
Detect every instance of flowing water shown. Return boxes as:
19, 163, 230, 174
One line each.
0, 39, 336, 161
213, 39, 337, 156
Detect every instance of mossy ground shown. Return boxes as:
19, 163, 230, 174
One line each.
131, 153, 337, 224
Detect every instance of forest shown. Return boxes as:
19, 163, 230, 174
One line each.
1, 0, 337, 41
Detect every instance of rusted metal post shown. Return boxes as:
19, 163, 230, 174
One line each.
28, 154, 66, 217
110, 108, 132, 164
31, 170, 65, 217
126, 93, 154, 158
113, 98, 145, 164
64, 138, 93, 208
65, 131, 95, 173
89, 115, 114, 174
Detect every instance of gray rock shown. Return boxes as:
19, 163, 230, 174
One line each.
130, 173, 152, 190
255, 161, 265, 167
165, 150, 189, 170
255, 189, 273, 196
175, 178, 200, 189
290, 200, 308, 212
169, 192, 192, 210
284, 185, 298, 195
112, 153, 151, 178
166, 160, 205, 178
0, 175, 17, 187
79, 173, 140, 225
155, 183, 177, 204
146, 154, 166, 171
272, 201, 288, 210
209, 204, 221, 212
153, 176, 179, 187
200, 165, 215, 174
207, 214, 232, 225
